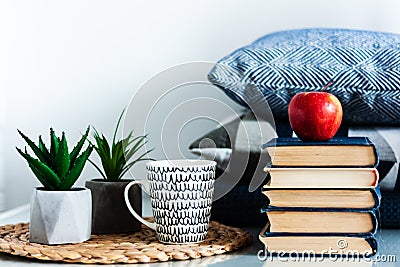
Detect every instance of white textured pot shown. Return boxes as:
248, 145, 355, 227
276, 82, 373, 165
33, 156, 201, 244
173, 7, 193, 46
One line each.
30, 187, 92, 245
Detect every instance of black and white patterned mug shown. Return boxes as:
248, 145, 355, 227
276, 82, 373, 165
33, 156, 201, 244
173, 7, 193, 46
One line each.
124, 159, 216, 244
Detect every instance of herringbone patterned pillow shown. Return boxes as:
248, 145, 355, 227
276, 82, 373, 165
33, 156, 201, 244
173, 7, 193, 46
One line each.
209, 28, 400, 125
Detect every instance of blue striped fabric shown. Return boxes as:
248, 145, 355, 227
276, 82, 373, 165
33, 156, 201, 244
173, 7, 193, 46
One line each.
209, 28, 400, 125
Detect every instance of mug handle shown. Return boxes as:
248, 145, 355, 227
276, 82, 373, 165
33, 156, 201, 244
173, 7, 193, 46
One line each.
124, 180, 156, 230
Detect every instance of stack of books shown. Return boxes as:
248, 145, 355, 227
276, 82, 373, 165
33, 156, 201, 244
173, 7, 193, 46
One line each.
259, 137, 380, 256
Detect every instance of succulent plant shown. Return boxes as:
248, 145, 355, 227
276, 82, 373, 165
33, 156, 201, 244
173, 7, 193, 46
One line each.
16, 127, 93, 190
89, 110, 153, 181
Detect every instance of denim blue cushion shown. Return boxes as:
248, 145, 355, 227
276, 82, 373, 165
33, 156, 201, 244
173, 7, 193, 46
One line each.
209, 28, 400, 125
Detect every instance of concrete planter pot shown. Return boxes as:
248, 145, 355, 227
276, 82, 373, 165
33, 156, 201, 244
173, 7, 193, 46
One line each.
30, 187, 92, 245
85, 179, 141, 234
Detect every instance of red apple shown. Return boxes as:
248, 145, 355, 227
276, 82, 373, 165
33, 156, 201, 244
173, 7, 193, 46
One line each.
288, 92, 343, 142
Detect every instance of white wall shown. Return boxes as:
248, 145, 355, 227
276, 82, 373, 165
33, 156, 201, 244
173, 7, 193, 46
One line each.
1, 0, 400, 210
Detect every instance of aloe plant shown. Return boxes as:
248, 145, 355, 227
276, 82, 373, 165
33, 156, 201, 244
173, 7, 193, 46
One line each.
16, 127, 93, 190
89, 110, 153, 181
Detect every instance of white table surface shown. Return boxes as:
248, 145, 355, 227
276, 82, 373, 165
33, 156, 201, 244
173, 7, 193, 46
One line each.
0, 197, 399, 267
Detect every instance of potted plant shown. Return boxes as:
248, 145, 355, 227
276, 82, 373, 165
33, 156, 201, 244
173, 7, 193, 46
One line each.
86, 110, 153, 234
16, 127, 93, 245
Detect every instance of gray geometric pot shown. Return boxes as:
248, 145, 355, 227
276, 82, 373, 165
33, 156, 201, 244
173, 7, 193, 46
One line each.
29, 187, 92, 245
85, 179, 141, 234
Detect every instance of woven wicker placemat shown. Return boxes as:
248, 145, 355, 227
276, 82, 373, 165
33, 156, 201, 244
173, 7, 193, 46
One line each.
0, 220, 252, 264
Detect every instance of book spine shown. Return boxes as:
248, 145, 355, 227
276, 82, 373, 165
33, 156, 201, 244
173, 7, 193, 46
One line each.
373, 144, 380, 168
367, 237, 378, 256
263, 137, 379, 167
265, 162, 379, 168
262, 187, 381, 209
259, 236, 378, 257
263, 168, 379, 187
372, 186, 381, 208
262, 205, 380, 213
261, 208, 379, 235
263, 137, 375, 148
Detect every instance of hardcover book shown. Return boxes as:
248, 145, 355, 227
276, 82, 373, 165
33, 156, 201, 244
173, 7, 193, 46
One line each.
259, 221, 377, 256
263, 168, 379, 188
261, 206, 379, 234
263, 137, 378, 167
262, 186, 381, 209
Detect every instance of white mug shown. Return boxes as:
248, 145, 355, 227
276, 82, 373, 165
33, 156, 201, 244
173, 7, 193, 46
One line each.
124, 159, 216, 244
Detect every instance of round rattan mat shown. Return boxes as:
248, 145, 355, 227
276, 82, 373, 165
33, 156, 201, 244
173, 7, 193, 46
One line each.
0, 220, 252, 264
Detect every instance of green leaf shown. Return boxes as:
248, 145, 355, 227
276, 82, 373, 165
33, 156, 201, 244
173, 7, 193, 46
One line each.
17, 130, 50, 164
16, 147, 61, 188
121, 131, 133, 146
124, 135, 148, 162
112, 141, 125, 171
102, 134, 111, 157
88, 159, 106, 179
120, 133, 139, 161
50, 128, 59, 162
28, 162, 56, 190
53, 132, 70, 178
98, 134, 112, 176
89, 110, 153, 181
38, 135, 50, 157
119, 157, 153, 179
119, 148, 154, 179
121, 131, 137, 148
59, 146, 93, 190
70, 126, 90, 165
112, 109, 125, 147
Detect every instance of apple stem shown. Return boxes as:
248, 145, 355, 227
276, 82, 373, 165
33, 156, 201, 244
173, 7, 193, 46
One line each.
321, 80, 334, 92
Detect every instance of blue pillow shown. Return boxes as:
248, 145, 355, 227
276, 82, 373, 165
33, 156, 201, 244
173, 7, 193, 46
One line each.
208, 28, 400, 125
